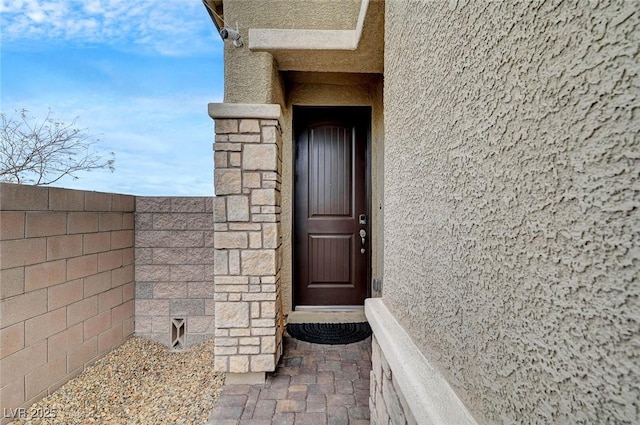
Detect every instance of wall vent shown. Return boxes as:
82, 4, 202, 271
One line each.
171, 318, 186, 350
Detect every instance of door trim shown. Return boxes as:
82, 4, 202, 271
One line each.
292, 106, 372, 309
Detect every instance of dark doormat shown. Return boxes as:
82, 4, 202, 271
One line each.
286, 322, 372, 345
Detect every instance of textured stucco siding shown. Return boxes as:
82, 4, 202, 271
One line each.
384, 1, 639, 424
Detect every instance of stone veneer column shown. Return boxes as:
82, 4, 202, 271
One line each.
208, 103, 283, 382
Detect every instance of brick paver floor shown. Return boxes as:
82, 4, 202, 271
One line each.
206, 336, 372, 425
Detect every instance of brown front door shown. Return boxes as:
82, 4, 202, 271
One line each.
294, 107, 370, 306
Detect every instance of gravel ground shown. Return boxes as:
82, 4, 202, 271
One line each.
9, 337, 224, 425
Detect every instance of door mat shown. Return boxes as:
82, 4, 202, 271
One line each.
286, 322, 372, 345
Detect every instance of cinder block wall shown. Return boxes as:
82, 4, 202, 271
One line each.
134, 197, 215, 348
0, 183, 135, 420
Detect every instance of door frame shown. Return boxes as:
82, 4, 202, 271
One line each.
291, 105, 372, 310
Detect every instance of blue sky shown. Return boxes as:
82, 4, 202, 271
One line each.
1, 0, 224, 195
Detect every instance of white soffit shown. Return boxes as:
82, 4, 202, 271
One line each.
248, 0, 369, 51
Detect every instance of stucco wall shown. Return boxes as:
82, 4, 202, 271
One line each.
0, 184, 134, 423
384, 1, 639, 424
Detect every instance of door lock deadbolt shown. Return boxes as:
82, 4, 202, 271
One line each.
359, 214, 367, 225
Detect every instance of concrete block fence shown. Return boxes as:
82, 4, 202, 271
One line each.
134, 196, 215, 348
0, 183, 135, 422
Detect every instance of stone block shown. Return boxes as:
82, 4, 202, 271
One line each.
243, 172, 261, 188
215, 302, 249, 328
214, 197, 227, 223
98, 287, 123, 312
98, 324, 123, 354
171, 197, 206, 213
49, 187, 84, 211
24, 308, 66, 345
135, 265, 170, 282
215, 151, 228, 168
68, 337, 97, 372
136, 197, 172, 213
47, 322, 83, 357
111, 194, 135, 212
1, 238, 46, 269
26, 354, 67, 401
214, 142, 242, 152
84, 192, 112, 211
112, 264, 134, 286
111, 230, 134, 249
243, 144, 277, 171
122, 282, 134, 301
98, 249, 123, 272
214, 250, 229, 275
47, 234, 82, 260
170, 299, 205, 315
229, 152, 242, 167
0, 211, 25, 240
24, 259, 66, 291
239, 119, 260, 133
188, 316, 215, 333
215, 345, 238, 355
226, 195, 249, 222
251, 354, 276, 372
0, 289, 47, 328
239, 345, 260, 355
229, 355, 250, 373
261, 126, 278, 144
84, 310, 111, 340
154, 282, 186, 298
153, 213, 187, 230
215, 119, 238, 134
123, 213, 134, 230
67, 296, 98, 326
68, 212, 99, 234
261, 336, 276, 354
215, 169, 242, 195
0, 323, 24, 359
241, 250, 276, 275
25, 212, 66, 237
261, 301, 276, 318
67, 254, 98, 280
229, 250, 240, 275
111, 300, 133, 324
229, 134, 260, 143
135, 316, 152, 333
99, 212, 123, 231
0, 183, 48, 211
48, 279, 83, 310
249, 232, 262, 248
0, 267, 24, 299
170, 264, 205, 281
229, 328, 250, 337
188, 281, 215, 298
83, 232, 111, 254
135, 299, 170, 316
187, 213, 214, 229
262, 223, 279, 248
214, 232, 248, 249
135, 286, 154, 305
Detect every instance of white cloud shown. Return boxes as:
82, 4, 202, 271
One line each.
1, 0, 219, 56
2, 92, 223, 196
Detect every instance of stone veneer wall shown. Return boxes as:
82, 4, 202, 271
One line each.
370, 336, 416, 425
210, 105, 284, 376
134, 197, 215, 348
0, 183, 134, 424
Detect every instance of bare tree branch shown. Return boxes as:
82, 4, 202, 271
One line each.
0, 109, 115, 186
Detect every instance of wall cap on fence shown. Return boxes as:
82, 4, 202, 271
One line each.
208, 103, 282, 120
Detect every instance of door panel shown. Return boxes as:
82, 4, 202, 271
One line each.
294, 107, 370, 306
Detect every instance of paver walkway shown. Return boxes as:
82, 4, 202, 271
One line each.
206, 336, 372, 425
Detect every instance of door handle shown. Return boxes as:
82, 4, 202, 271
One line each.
359, 229, 366, 254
